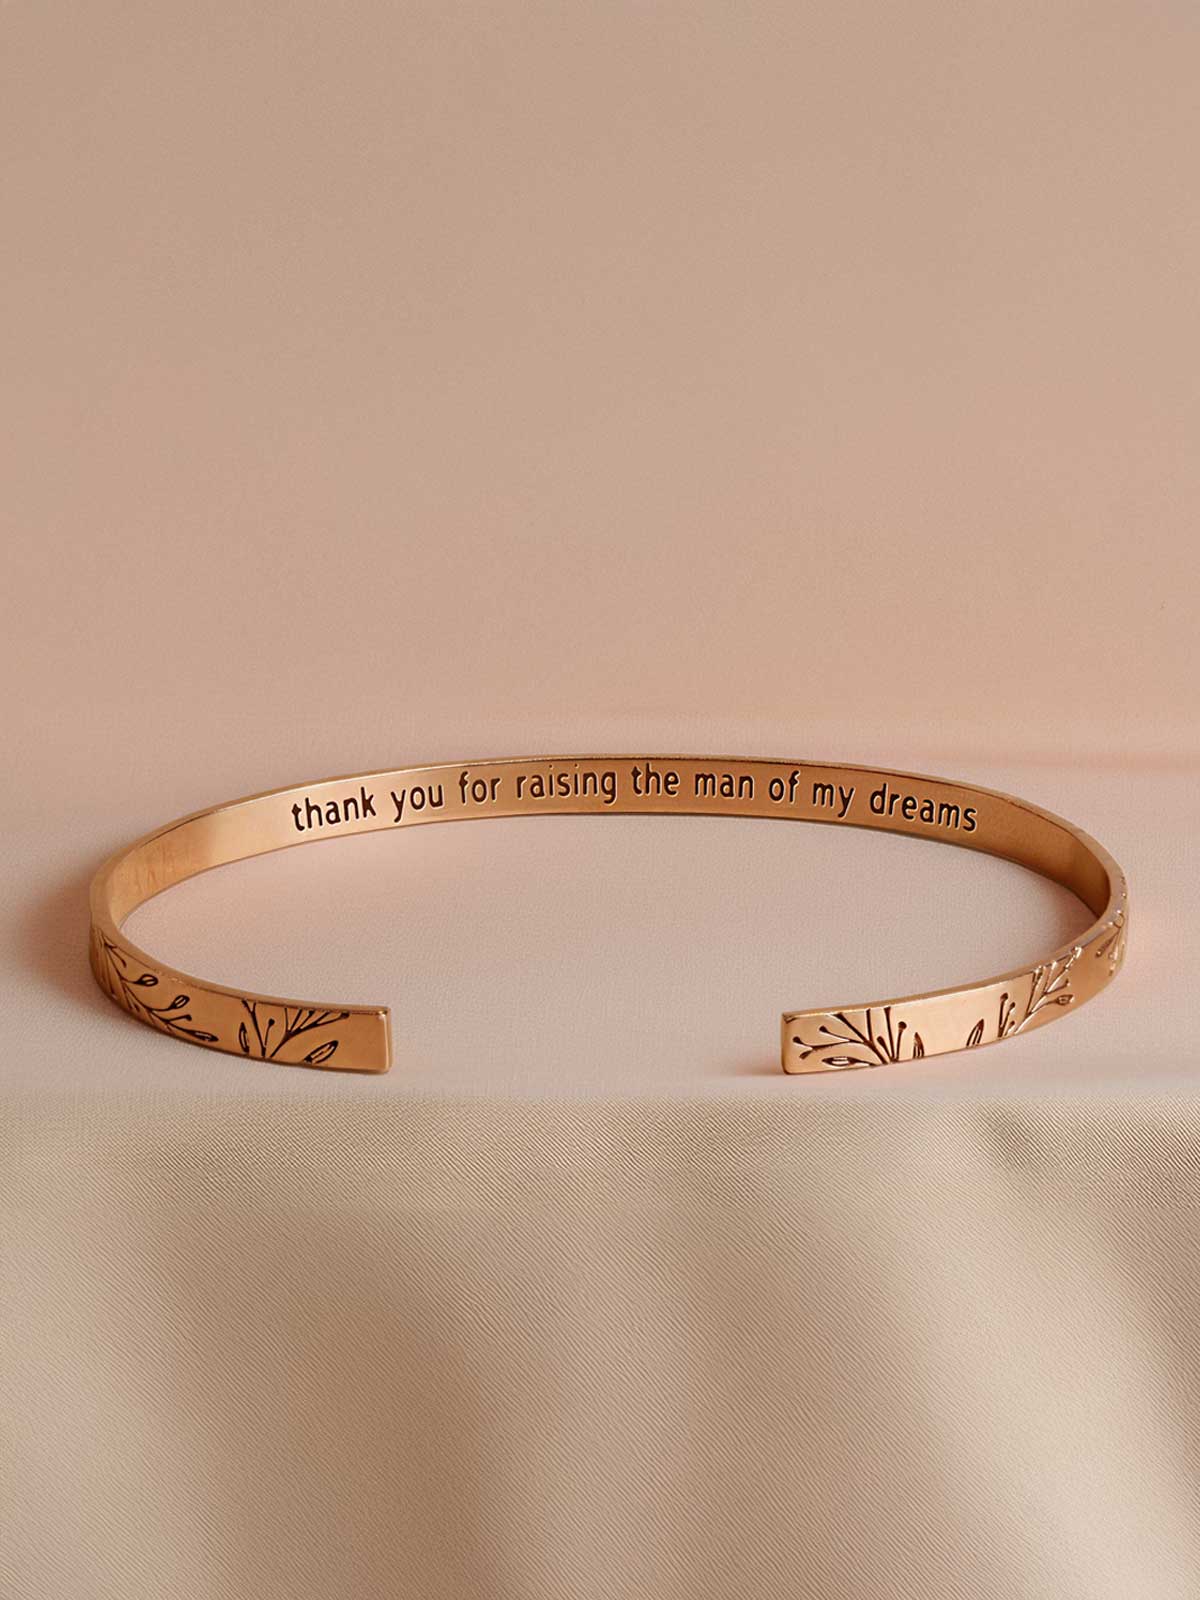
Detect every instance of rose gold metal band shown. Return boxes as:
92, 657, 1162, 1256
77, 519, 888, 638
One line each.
88, 755, 1128, 1074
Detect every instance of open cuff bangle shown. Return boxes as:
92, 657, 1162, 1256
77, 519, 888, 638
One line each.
87, 755, 1128, 1075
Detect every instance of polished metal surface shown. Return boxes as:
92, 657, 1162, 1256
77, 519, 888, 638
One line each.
88, 755, 1128, 1074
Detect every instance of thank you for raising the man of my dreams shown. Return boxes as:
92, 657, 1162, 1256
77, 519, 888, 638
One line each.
288, 762, 980, 834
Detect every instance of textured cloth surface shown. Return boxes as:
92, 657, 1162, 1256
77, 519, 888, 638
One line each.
3, 3, 1199, 1597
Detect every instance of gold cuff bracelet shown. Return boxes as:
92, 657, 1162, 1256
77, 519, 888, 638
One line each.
88, 755, 1128, 1074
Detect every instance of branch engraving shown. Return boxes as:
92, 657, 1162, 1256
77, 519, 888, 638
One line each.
792, 945, 1086, 1068
92, 928, 219, 1045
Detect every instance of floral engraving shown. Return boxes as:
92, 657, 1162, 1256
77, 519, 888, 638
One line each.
92, 928, 219, 1044
963, 944, 1091, 1050
791, 1005, 925, 1069
237, 999, 349, 1065
794, 945, 1087, 1066
996, 945, 1082, 1039
1094, 909, 1126, 974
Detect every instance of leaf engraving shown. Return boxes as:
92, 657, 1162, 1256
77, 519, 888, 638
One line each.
93, 930, 221, 1046
998, 946, 1083, 1038
791, 1006, 928, 1068
303, 1039, 340, 1066
239, 1000, 349, 1066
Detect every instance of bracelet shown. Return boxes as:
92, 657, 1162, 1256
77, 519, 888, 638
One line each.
88, 754, 1128, 1075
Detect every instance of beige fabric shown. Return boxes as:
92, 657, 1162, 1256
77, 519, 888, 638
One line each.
3, 3, 1198, 1597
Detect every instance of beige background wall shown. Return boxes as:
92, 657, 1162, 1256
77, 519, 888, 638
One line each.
3, 5, 1198, 1599
4, 1, 1197, 789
